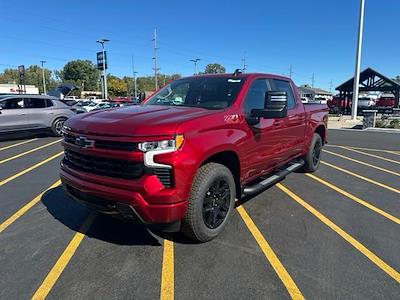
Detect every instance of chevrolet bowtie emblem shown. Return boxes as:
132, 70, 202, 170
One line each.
75, 136, 94, 148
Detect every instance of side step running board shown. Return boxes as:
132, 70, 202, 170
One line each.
242, 160, 305, 196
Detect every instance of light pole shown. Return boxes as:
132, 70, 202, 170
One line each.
40, 60, 47, 95
96, 39, 110, 99
152, 29, 159, 90
132, 56, 138, 100
190, 58, 201, 75
351, 0, 366, 121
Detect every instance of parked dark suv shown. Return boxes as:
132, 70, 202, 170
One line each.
0, 94, 76, 136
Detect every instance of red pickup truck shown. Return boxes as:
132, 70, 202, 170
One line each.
60, 73, 328, 242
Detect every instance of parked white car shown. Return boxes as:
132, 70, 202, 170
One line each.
357, 97, 375, 108
85, 96, 105, 104
73, 100, 94, 112
85, 102, 115, 112
313, 97, 328, 104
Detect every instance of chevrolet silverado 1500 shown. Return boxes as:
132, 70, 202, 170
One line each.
60, 72, 328, 242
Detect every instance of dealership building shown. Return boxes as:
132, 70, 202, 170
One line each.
0, 83, 39, 94
299, 85, 332, 101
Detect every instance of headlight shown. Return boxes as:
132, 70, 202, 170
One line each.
138, 135, 184, 152
61, 125, 71, 136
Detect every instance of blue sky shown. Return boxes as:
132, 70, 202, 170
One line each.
0, 0, 399, 90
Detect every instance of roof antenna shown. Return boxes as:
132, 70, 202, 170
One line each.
233, 69, 243, 76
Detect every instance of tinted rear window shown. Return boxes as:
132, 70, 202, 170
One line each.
25, 98, 47, 108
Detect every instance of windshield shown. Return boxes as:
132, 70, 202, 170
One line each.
144, 77, 246, 109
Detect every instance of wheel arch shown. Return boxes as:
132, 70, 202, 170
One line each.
315, 124, 326, 144
201, 150, 241, 199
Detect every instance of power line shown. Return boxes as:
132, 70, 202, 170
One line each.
311, 73, 315, 88
242, 52, 248, 73
289, 64, 293, 79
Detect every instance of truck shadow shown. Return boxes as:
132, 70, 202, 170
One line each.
40, 182, 282, 246
0, 132, 50, 142
41, 186, 162, 246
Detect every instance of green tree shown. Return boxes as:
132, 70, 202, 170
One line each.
107, 75, 127, 97
25, 65, 57, 94
58, 60, 99, 92
0, 66, 57, 94
204, 63, 226, 74
394, 76, 400, 84
0, 68, 19, 84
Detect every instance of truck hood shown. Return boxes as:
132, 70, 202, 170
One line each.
65, 105, 217, 137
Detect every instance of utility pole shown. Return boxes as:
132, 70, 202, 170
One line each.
96, 39, 110, 99
329, 80, 333, 93
289, 64, 293, 79
152, 29, 159, 90
190, 58, 201, 75
351, 0, 366, 121
132, 56, 138, 100
311, 73, 315, 88
40, 60, 47, 95
241, 52, 248, 73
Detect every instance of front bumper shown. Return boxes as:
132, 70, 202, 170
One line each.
60, 167, 188, 224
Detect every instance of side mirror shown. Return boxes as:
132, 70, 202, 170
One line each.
251, 91, 288, 118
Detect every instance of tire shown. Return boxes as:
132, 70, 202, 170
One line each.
302, 133, 323, 173
51, 118, 66, 136
181, 163, 236, 242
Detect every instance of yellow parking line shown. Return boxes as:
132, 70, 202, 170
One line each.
0, 180, 61, 233
339, 146, 400, 165
160, 239, 174, 300
306, 174, 400, 225
0, 138, 38, 151
276, 183, 400, 283
0, 151, 63, 187
326, 144, 400, 156
237, 206, 304, 300
323, 149, 399, 177
321, 161, 400, 194
0, 139, 62, 164
31, 212, 96, 300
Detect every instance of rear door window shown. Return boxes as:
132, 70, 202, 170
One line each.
45, 99, 54, 107
25, 98, 47, 108
272, 80, 296, 109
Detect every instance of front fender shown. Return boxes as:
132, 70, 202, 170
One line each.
152, 126, 246, 202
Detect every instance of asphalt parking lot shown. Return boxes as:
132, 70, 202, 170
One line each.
0, 130, 399, 299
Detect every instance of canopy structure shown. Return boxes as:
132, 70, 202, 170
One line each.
336, 67, 400, 108
48, 83, 78, 99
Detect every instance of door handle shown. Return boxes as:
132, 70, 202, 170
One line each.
273, 120, 283, 126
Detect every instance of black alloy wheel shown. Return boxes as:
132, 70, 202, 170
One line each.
312, 139, 322, 167
202, 179, 231, 229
